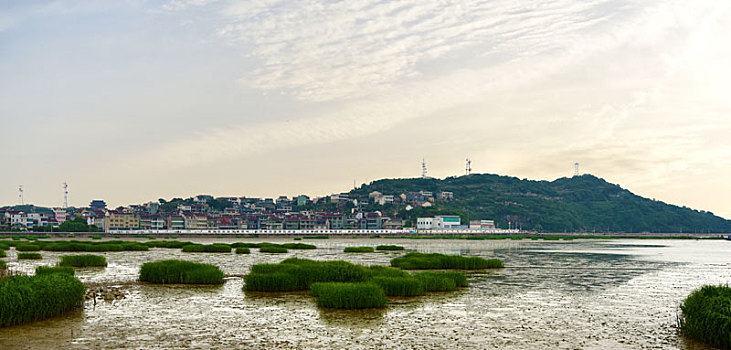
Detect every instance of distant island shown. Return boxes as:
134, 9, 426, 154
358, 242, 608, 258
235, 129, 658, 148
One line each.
1, 174, 729, 233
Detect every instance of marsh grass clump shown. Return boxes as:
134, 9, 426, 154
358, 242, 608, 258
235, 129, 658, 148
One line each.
0, 274, 85, 327
344, 246, 374, 253
293, 237, 302, 241
391, 252, 503, 270
59, 255, 107, 267
144, 241, 193, 249
371, 276, 425, 296
310, 283, 387, 309
376, 245, 405, 251
303, 235, 329, 239
0, 260, 6, 270
0, 249, 6, 258
181, 244, 232, 253
89, 235, 102, 240
413, 271, 461, 292
281, 243, 317, 250
17, 253, 42, 260
235, 247, 250, 254
678, 285, 731, 348
41, 240, 148, 252
244, 259, 370, 292
15, 243, 41, 252
139, 260, 224, 285
35, 266, 75, 276
259, 246, 288, 253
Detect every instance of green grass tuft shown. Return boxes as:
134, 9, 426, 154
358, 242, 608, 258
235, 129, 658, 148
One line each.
281, 243, 317, 250
0, 249, 6, 258
235, 247, 250, 254
0, 274, 86, 327
139, 259, 224, 284
58, 254, 107, 267
391, 252, 503, 270
259, 246, 288, 253
678, 285, 731, 348
0, 260, 6, 270
371, 276, 425, 296
15, 243, 41, 252
89, 235, 102, 240
35, 266, 75, 276
17, 253, 42, 260
344, 246, 374, 253
310, 283, 387, 309
181, 244, 232, 253
413, 271, 459, 292
245, 259, 370, 292
376, 245, 405, 251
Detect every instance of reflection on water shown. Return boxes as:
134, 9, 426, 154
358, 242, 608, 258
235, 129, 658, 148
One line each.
0, 238, 729, 349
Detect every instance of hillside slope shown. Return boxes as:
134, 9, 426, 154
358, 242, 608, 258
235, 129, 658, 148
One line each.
348, 174, 731, 233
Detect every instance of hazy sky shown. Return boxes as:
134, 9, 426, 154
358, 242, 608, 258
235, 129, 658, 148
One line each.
1, 0, 730, 218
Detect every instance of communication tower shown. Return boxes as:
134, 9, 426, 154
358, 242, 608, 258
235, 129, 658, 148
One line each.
574, 163, 580, 177
18, 185, 24, 205
465, 158, 472, 176
421, 158, 428, 178
63, 182, 69, 209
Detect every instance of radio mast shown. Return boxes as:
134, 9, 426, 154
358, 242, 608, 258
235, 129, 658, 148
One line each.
465, 158, 472, 176
63, 182, 69, 208
421, 158, 428, 178
18, 185, 24, 205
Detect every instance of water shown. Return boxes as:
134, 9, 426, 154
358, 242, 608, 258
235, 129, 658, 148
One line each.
1, 238, 729, 349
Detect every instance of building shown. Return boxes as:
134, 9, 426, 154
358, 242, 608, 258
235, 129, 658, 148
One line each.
105, 211, 139, 231
437, 191, 454, 200
53, 208, 67, 223
416, 215, 462, 230
469, 220, 496, 229
90, 200, 107, 210
183, 214, 208, 229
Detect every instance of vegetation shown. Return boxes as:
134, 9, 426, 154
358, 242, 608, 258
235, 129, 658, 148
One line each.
139, 260, 224, 285
181, 244, 232, 253
281, 243, 317, 250
35, 266, 75, 276
376, 245, 405, 251
259, 246, 288, 253
0, 274, 86, 327
58, 255, 107, 267
244, 258, 470, 308
344, 246, 374, 253
339, 174, 731, 233
0, 249, 6, 258
14, 240, 150, 252
678, 285, 731, 348
371, 276, 424, 296
235, 247, 250, 254
144, 240, 192, 248
89, 235, 102, 240
244, 259, 370, 292
17, 253, 42, 260
303, 235, 329, 239
310, 283, 387, 309
390, 252, 503, 270
15, 243, 41, 251
0, 260, 6, 270
58, 217, 101, 232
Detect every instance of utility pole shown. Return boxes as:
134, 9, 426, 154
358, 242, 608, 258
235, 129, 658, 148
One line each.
574, 163, 580, 177
63, 182, 69, 209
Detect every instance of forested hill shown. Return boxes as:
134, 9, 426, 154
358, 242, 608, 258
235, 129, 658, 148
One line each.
348, 174, 731, 233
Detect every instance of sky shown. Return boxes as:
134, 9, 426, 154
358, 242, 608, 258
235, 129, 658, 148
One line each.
1, 0, 730, 218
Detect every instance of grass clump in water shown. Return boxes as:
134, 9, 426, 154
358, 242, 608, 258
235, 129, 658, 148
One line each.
35, 266, 75, 276
244, 259, 370, 292
344, 246, 374, 253
58, 254, 107, 267
17, 253, 42, 260
0, 274, 86, 327
310, 283, 387, 309
371, 276, 425, 296
181, 244, 232, 253
89, 235, 102, 240
281, 243, 317, 250
235, 247, 250, 254
139, 260, 224, 284
391, 252, 503, 270
678, 285, 731, 348
0, 260, 6, 270
0, 249, 6, 258
144, 240, 193, 249
15, 243, 41, 252
376, 245, 405, 251
259, 246, 288, 253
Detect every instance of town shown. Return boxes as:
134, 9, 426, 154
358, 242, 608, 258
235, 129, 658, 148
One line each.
1, 190, 506, 234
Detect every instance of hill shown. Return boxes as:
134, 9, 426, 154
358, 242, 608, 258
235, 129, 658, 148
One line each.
345, 174, 731, 233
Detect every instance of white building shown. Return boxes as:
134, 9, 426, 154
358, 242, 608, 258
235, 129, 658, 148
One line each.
469, 220, 496, 229
416, 215, 462, 230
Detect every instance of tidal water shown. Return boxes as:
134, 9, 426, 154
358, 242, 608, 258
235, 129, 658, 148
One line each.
1, 238, 729, 349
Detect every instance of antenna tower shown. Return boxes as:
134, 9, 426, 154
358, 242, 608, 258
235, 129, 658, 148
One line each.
63, 182, 69, 208
465, 158, 472, 176
421, 158, 428, 178
574, 163, 580, 177
18, 185, 24, 205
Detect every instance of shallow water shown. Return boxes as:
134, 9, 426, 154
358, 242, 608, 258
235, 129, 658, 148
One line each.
1, 238, 729, 349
